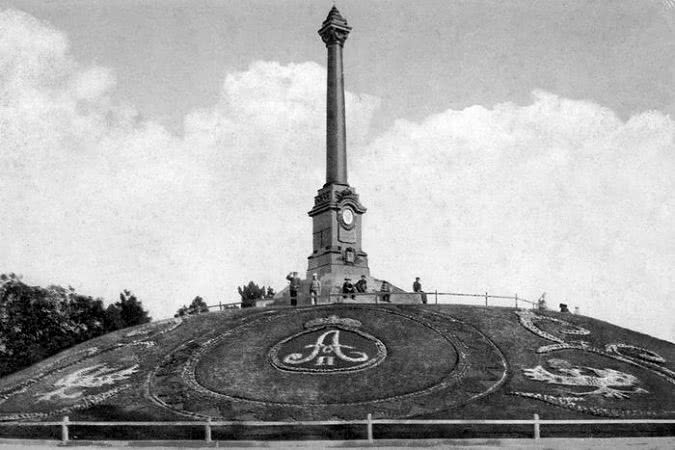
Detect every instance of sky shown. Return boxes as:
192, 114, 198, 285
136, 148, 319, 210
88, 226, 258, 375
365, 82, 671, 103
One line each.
0, 1, 673, 341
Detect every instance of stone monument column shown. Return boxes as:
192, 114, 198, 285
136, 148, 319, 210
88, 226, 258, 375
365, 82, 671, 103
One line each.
307, 7, 370, 285
320, 6, 350, 186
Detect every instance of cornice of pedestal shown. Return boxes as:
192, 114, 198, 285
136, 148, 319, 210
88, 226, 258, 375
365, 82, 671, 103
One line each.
318, 6, 351, 46
308, 184, 367, 216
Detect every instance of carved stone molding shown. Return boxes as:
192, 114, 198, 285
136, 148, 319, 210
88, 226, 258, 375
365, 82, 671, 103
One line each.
318, 6, 351, 47
320, 28, 350, 46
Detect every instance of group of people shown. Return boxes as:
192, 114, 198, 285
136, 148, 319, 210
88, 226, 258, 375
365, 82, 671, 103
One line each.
286, 271, 323, 306
339, 275, 369, 300
286, 272, 427, 305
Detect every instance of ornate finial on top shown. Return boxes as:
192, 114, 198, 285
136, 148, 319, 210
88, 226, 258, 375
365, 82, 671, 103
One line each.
318, 6, 352, 47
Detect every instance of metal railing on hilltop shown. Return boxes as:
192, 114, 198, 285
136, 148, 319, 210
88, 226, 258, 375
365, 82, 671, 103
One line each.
206, 301, 243, 311
0, 414, 672, 444
328, 290, 538, 309
205, 290, 540, 310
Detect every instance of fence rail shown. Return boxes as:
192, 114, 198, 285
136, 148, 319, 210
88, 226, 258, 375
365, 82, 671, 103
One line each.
206, 301, 242, 311
204, 290, 542, 311
328, 290, 537, 308
1, 415, 673, 443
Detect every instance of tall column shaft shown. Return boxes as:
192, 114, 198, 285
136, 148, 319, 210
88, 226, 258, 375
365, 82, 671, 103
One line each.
319, 7, 351, 186
326, 43, 348, 185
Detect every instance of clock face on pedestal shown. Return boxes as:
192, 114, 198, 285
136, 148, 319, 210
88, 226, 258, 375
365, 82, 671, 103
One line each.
341, 208, 354, 226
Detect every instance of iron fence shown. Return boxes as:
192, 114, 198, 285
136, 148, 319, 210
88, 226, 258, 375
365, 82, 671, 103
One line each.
0, 415, 672, 443
206, 301, 242, 311
206, 290, 541, 310
327, 290, 537, 308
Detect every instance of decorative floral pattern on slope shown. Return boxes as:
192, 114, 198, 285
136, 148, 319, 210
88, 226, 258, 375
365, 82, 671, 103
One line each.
269, 315, 387, 373
512, 357, 661, 417
512, 310, 675, 417
148, 305, 508, 421
35, 364, 139, 402
516, 310, 591, 351
521, 358, 647, 399
514, 310, 674, 384
0, 317, 185, 420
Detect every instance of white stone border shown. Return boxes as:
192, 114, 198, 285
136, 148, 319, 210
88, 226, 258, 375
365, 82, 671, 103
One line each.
606, 343, 666, 364
515, 310, 590, 344
510, 391, 669, 418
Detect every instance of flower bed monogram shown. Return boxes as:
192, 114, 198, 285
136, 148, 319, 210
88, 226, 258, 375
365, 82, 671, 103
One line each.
269, 315, 387, 373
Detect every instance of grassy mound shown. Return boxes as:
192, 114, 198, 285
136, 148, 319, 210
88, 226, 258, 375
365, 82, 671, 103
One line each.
1, 303, 673, 439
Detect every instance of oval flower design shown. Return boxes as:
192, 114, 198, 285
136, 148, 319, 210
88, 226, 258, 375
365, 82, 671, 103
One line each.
269, 315, 387, 373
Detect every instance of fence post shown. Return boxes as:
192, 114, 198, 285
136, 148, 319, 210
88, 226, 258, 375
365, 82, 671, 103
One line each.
367, 413, 373, 443
61, 416, 69, 444
485, 291, 488, 307
515, 293, 518, 309
205, 417, 212, 442
219, 301, 222, 311
435, 289, 438, 304
533, 413, 540, 440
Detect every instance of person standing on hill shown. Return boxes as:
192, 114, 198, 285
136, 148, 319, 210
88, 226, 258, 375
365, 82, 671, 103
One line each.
309, 273, 321, 305
286, 271, 301, 306
413, 277, 427, 304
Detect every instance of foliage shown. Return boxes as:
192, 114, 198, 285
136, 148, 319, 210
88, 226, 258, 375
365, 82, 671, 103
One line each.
115, 290, 151, 327
174, 296, 209, 317
238, 281, 267, 308
0, 275, 151, 377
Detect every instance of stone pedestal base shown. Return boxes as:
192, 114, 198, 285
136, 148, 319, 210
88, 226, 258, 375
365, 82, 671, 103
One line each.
273, 273, 421, 306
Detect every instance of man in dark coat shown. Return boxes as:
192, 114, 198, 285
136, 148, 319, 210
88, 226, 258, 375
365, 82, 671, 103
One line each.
342, 277, 355, 300
286, 271, 301, 306
413, 277, 427, 304
355, 275, 368, 298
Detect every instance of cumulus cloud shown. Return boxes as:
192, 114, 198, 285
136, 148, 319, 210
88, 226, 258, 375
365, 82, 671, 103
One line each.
0, 9, 380, 318
354, 91, 674, 339
0, 9, 672, 341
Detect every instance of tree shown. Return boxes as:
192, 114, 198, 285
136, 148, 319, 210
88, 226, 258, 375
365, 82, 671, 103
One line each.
108, 290, 151, 328
174, 305, 189, 317
237, 281, 264, 308
104, 303, 124, 331
266, 286, 275, 298
0, 276, 153, 377
174, 296, 209, 317
0, 275, 110, 377
189, 296, 209, 313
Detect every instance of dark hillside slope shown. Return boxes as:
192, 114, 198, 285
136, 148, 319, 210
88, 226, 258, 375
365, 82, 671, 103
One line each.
0, 304, 673, 425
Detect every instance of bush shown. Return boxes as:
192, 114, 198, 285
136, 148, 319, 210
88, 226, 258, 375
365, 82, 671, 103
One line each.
238, 281, 265, 308
174, 296, 209, 317
0, 275, 151, 377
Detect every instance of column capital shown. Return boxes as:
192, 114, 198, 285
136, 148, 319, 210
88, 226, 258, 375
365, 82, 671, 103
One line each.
318, 6, 351, 47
